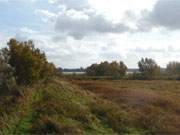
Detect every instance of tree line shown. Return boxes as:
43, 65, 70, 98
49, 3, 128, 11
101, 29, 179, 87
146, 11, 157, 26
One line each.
86, 58, 180, 80
86, 61, 127, 78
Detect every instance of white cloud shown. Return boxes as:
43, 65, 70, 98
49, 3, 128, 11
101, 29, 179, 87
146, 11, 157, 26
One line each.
89, 0, 157, 22
20, 27, 37, 34
34, 9, 57, 23
66, 9, 89, 20
48, 0, 89, 10
0, 34, 9, 48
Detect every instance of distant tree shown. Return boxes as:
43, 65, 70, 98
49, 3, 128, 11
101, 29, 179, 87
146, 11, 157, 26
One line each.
56, 67, 63, 76
166, 61, 180, 75
7, 39, 55, 85
86, 61, 127, 78
138, 58, 160, 79
80, 67, 84, 71
96, 61, 110, 76
109, 61, 127, 78
86, 64, 98, 76
119, 61, 128, 77
109, 61, 120, 77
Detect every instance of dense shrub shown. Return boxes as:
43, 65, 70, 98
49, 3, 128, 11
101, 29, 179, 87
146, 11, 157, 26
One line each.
7, 39, 55, 85
0, 49, 17, 95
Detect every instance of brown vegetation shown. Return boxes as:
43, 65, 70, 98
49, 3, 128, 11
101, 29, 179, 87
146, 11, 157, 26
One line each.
72, 80, 180, 134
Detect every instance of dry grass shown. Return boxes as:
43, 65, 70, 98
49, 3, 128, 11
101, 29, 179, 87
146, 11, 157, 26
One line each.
72, 80, 180, 134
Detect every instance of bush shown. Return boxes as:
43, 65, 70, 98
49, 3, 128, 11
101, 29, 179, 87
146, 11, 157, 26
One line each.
0, 49, 17, 95
31, 116, 81, 134
7, 39, 55, 85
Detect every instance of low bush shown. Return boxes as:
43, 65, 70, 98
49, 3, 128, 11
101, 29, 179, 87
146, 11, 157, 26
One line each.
31, 115, 82, 134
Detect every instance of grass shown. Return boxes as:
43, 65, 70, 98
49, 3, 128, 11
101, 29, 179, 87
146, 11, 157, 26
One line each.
13, 89, 42, 134
1, 78, 180, 134
29, 79, 117, 134
72, 79, 180, 134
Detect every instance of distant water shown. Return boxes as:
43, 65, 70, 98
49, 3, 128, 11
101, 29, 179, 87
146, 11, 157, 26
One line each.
63, 71, 134, 75
63, 72, 85, 75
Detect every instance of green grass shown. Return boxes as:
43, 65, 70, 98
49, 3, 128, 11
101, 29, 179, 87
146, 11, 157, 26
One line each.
29, 79, 117, 134
13, 90, 42, 134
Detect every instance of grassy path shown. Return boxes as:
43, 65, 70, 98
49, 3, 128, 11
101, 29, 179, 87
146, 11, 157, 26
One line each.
14, 90, 41, 134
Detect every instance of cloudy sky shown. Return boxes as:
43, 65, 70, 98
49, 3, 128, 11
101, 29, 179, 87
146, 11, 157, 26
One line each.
0, 0, 180, 68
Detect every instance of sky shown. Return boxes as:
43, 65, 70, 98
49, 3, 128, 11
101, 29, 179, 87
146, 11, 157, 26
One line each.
1, 0, 180, 68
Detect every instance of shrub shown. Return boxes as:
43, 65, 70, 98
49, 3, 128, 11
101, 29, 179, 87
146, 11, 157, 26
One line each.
31, 116, 80, 134
7, 39, 55, 85
0, 48, 17, 95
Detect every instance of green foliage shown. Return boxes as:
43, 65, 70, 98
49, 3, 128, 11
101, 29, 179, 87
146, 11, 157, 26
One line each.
138, 58, 161, 79
7, 39, 55, 85
86, 61, 127, 78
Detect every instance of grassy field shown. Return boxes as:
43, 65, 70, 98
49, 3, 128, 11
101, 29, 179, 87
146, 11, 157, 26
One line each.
72, 80, 180, 134
0, 78, 140, 134
1, 78, 180, 134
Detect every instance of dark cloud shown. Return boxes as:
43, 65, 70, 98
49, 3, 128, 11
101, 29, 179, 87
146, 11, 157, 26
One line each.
150, 0, 180, 29
139, 0, 180, 31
